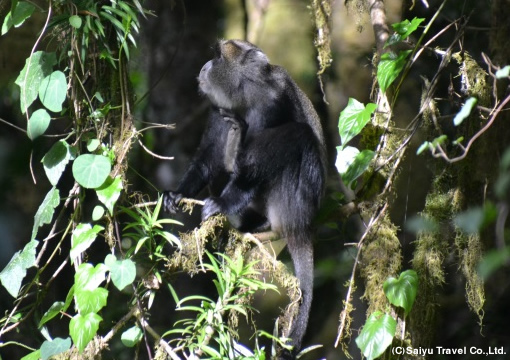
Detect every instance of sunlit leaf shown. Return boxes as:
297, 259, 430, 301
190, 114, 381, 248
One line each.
0, 240, 38, 298
338, 98, 376, 148
27, 108, 51, 140
96, 176, 123, 215
1, 1, 35, 35
15, 51, 57, 113
105, 254, 136, 291
69, 313, 102, 353
42, 140, 74, 186
39, 70, 67, 113
453, 97, 477, 126
377, 50, 412, 93
32, 186, 60, 240
72, 154, 111, 189
70, 223, 104, 264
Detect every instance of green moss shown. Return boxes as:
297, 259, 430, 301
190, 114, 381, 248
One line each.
360, 215, 402, 314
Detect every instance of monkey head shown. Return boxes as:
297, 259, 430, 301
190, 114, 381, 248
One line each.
198, 40, 271, 112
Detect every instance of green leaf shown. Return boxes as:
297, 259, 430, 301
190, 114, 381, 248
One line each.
27, 108, 51, 140
105, 254, 136, 291
341, 149, 375, 187
42, 140, 74, 186
377, 50, 412, 93
69, 15, 82, 29
32, 186, 60, 240
385, 17, 425, 48
92, 205, 105, 221
453, 97, 477, 126
15, 51, 57, 113
39, 70, 67, 113
75, 287, 108, 314
69, 313, 102, 353
0, 239, 38, 298
87, 138, 100, 152
121, 326, 143, 347
40, 337, 72, 360
383, 270, 418, 316
70, 223, 104, 264
355, 311, 396, 360
96, 176, 123, 215
495, 65, 510, 79
21, 350, 41, 360
338, 98, 376, 148
75, 263, 108, 291
1, 1, 35, 35
335, 145, 359, 175
72, 154, 111, 189
39, 301, 65, 328
416, 141, 431, 155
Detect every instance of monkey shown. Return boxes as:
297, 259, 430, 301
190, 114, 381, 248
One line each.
163, 40, 326, 359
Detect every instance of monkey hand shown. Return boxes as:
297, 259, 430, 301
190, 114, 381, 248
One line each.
202, 197, 224, 221
163, 191, 183, 213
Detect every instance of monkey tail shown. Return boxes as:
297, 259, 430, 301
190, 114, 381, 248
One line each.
280, 231, 314, 359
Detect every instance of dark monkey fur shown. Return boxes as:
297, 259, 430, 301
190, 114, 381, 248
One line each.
163, 40, 326, 359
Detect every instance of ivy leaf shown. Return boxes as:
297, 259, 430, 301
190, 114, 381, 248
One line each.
383, 270, 419, 316
105, 254, 136, 291
453, 97, 477, 126
27, 109, 51, 140
38, 301, 65, 328
335, 145, 359, 175
377, 50, 412, 93
69, 313, 102, 353
338, 98, 376, 148
70, 223, 104, 264
341, 149, 375, 187
40, 337, 72, 360
121, 326, 143, 347
0, 240, 38, 298
75, 288, 108, 315
75, 263, 108, 291
32, 186, 60, 241
72, 154, 111, 189
385, 17, 425, 48
96, 176, 123, 215
15, 51, 57, 113
42, 140, 75, 186
355, 311, 396, 360
1, 1, 35, 35
38, 70, 67, 113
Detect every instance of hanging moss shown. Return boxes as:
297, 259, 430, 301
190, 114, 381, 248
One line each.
454, 231, 485, 325
360, 215, 402, 314
311, 0, 333, 75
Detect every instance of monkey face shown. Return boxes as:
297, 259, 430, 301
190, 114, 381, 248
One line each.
198, 40, 270, 112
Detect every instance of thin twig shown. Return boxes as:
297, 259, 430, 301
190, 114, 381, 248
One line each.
138, 139, 174, 160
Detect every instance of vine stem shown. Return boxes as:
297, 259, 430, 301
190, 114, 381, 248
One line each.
335, 203, 388, 347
